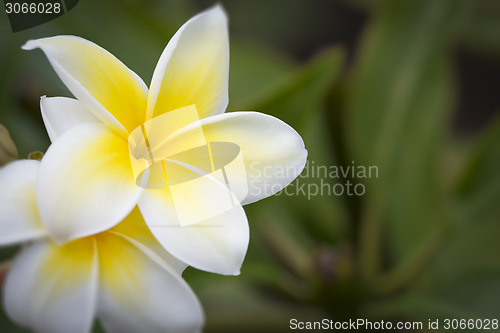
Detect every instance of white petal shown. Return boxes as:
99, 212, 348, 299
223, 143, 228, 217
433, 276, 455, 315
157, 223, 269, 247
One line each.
139, 186, 249, 275
147, 5, 229, 120
0, 160, 45, 245
96, 232, 204, 333
109, 207, 188, 274
164, 112, 307, 204
40, 96, 100, 143
37, 123, 142, 242
23, 36, 148, 135
3, 239, 98, 333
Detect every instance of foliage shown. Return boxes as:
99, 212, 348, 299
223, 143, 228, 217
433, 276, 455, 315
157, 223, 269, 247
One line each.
0, 0, 499, 332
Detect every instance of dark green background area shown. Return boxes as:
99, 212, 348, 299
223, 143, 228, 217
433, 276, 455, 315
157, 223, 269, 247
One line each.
5, 0, 65, 33
0, 0, 499, 332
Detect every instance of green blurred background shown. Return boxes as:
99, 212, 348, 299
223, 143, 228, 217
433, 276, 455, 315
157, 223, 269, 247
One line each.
1, 0, 500, 332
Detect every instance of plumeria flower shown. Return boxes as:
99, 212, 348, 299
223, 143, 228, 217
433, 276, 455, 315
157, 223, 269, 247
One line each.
0, 159, 204, 333
23, 5, 307, 275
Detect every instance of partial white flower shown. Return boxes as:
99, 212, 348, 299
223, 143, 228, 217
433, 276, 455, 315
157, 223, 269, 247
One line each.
23, 5, 307, 275
0, 160, 204, 333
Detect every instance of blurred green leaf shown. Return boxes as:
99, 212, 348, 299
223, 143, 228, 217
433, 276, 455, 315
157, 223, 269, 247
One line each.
229, 40, 297, 111
458, 0, 500, 59
344, 0, 464, 268
0, 37, 52, 157
246, 47, 348, 243
251, 47, 344, 125
368, 228, 500, 324
381, 116, 500, 322
453, 114, 500, 225
198, 279, 326, 333
426, 217, 500, 285
366, 116, 500, 321
366, 270, 500, 325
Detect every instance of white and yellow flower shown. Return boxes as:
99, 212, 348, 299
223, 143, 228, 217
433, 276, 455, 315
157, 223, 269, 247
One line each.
0, 160, 204, 333
23, 5, 307, 276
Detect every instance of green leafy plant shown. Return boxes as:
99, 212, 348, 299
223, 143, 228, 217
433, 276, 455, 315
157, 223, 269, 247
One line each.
0, 0, 498, 332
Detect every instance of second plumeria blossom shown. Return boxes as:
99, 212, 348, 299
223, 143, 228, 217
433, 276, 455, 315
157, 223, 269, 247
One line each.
23, 6, 307, 275
0, 160, 204, 333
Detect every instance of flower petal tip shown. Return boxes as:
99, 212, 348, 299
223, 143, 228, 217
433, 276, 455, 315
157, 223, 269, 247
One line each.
21, 40, 37, 50
202, 3, 228, 22
21, 39, 40, 51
